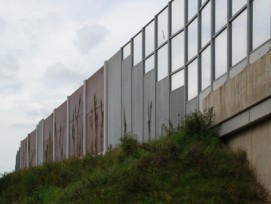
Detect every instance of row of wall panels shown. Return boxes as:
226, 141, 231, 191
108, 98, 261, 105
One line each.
19, 67, 104, 169
19, 43, 269, 169
105, 51, 187, 150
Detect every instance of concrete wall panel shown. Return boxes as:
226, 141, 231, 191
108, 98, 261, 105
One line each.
156, 78, 169, 138
170, 87, 185, 128
132, 63, 144, 142
55, 127, 66, 161
186, 96, 198, 114
86, 67, 104, 115
43, 114, 53, 163
86, 106, 104, 154
121, 56, 132, 135
69, 114, 83, 158
55, 101, 67, 132
55, 102, 67, 161
225, 118, 271, 194
107, 51, 122, 148
37, 120, 44, 165
20, 138, 27, 169
69, 86, 84, 158
69, 86, 83, 122
15, 148, 20, 171
28, 130, 36, 167
143, 70, 156, 141
86, 67, 104, 154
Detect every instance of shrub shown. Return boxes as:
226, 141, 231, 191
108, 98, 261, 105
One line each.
120, 134, 139, 156
181, 108, 220, 143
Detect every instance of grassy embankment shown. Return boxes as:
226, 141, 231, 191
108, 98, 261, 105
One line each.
0, 109, 269, 203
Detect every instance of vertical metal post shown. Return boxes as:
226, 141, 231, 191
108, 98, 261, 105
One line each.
142, 27, 146, 142
184, 0, 188, 108
130, 38, 133, 137
131, 37, 134, 134
41, 119, 44, 165
168, 2, 172, 80
52, 109, 56, 161
154, 14, 158, 139
35, 124, 38, 165
227, 0, 232, 76
141, 27, 145, 142
103, 61, 108, 154
20, 141, 22, 169
83, 80, 87, 156
66, 96, 70, 159
197, 0, 201, 101
26, 135, 29, 168
247, 0, 252, 56
198, 0, 202, 93
211, 0, 215, 90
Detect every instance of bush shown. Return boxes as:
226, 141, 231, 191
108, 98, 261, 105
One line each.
120, 134, 139, 156
181, 108, 219, 143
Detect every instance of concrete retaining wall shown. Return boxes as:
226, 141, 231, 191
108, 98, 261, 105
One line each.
203, 50, 271, 195
224, 118, 271, 193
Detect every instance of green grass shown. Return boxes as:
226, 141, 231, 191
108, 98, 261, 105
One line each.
0, 109, 269, 203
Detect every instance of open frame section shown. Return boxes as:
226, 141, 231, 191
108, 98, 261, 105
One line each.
121, 0, 271, 101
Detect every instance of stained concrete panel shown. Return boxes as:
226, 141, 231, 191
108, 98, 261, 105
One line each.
143, 70, 156, 141
15, 148, 20, 171
28, 130, 36, 167
132, 63, 144, 142
86, 67, 104, 115
170, 87, 185, 128
43, 114, 53, 163
55, 101, 67, 132
20, 138, 27, 169
86, 67, 104, 154
186, 96, 198, 114
55, 126, 66, 161
121, 56, 132, 135
37, 120, 44, 165
55, 101, 67, 161
250, 119, 271, 194
86, 106, 104, 154
69, 86, 83, 122
156, 78, 169, 138
69, 86, 84, 158
107, 51, 122, 148
225, 118, 271, 194
69, 114, 83, 158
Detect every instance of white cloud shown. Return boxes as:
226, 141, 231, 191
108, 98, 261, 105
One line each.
44, 62, 84, 86
74, 24, 110, 54
0, 17, 7, 33
0, 0, 169, 174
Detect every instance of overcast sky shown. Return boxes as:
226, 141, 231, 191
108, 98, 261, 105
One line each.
0, 0, 168, 174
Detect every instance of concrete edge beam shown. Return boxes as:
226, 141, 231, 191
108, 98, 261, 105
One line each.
219, 98, 271, 137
